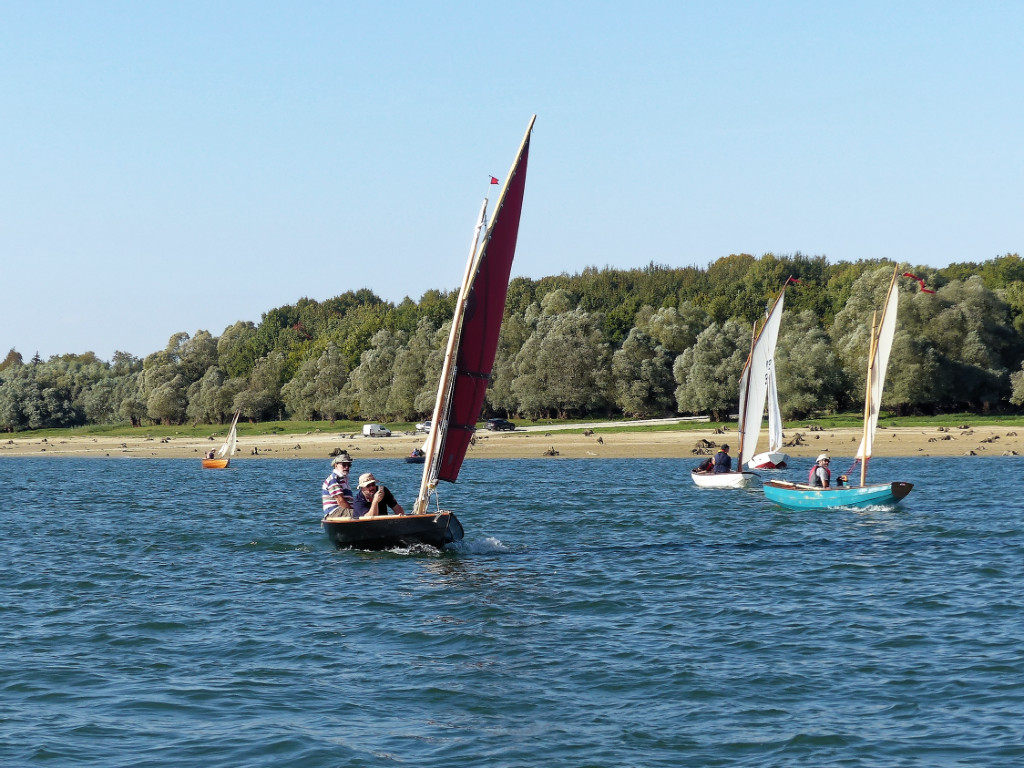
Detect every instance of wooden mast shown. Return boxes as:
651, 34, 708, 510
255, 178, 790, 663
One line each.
412, 200, 488, 516
860, 310, 879, 487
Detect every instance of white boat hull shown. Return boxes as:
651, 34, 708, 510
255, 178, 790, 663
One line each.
691, 470, 756, 489
747, 451, 789, 470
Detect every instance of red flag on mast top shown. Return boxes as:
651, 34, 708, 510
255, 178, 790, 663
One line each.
489, 176, 499, 185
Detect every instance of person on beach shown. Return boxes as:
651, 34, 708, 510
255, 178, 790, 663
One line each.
321, 453, 354, 518
809, 454, 831, 487
352, 472, 405, 518
712, 444, 732, 473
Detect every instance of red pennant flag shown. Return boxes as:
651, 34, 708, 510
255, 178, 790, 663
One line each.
903, 272, 936, 294
785, 276, 801, 286
489, 176, 499, 185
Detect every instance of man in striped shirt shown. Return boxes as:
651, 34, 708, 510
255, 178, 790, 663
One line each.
321, 453, 354, 518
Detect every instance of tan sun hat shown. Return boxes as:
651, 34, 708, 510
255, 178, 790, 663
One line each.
816, 453, 830, 463
357, 472, 378, 488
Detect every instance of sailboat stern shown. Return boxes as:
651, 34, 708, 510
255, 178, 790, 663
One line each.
748, 451, 789, 470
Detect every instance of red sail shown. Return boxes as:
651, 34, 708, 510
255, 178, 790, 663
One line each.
436, 132, 532, 483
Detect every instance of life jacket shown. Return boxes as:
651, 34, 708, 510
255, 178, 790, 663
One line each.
808, 464, 831, 487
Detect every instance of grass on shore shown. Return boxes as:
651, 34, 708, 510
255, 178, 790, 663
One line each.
7, 412, 1024, 441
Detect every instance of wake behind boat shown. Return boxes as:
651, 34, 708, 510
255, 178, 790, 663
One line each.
323, 116, 536, 550
764, 267, 919, 510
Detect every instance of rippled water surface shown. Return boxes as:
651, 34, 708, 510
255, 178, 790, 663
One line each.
2, 456, 1023, 767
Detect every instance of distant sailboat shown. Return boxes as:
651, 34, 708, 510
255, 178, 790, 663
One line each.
323, 116, 536, 549
748, 281, 793, 470
692, 281, 789, 488
202, 410, 240, 469
763, 267, 914, 509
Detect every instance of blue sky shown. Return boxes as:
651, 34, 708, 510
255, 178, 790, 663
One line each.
3, 1, 1023, 361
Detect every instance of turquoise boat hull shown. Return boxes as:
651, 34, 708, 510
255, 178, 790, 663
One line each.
763, 480, 913, 510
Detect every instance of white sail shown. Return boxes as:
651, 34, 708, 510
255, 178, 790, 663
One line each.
856, 269, 900, 462
217, 410, 241, 458
766, 362, 784, 454
737, 289, 785, 467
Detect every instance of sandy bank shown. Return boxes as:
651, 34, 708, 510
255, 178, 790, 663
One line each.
2, 423, 1022, 463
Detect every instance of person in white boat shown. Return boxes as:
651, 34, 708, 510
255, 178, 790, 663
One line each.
321, 453, 355, 518
808, 454, 831, 487
712, 444, 732, 473
352, 472, 405, 518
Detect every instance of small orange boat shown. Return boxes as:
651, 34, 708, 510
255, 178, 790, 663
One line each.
202, 410, 240, 470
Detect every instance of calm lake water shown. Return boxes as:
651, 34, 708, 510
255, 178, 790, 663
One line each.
2, 455, 1022, 767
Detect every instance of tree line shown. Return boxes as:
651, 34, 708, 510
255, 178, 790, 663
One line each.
4, 252, 1024, 433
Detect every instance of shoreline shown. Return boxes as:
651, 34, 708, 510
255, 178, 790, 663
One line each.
2, 424, 1021, 461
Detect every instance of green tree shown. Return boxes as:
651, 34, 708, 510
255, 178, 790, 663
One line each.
218, 321, 259, 378
673, 319, 750, 421
179, 330, 219, 383
487, 312, 532, 416
186, 366, 231, 424
830, 266, 907, 410
346, 329, 404, 420
114, 371, 147, 427
234, 352, 288, 422
0, 348, 23, 372
147, 374, 188, 425
281, 343, 350, 421
512, 309, 611, 419
775, 310, 847, 419
1010, 363, 1024, 406
611, 329, 675, 417
0, 367, 44, 431
641, 302, 710, 356
386, 319, 437, 420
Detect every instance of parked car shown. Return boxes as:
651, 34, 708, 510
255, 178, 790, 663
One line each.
415, 420, 432, 433
362, 423, 391, 437
485, 418, 515, 431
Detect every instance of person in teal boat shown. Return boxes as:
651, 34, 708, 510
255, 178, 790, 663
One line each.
809, 454, 831, 487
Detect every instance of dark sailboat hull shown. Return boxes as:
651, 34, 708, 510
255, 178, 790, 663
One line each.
322, 512, 463, 551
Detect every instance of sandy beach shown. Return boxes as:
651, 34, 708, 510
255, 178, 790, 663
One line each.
2, 422, 1021, 462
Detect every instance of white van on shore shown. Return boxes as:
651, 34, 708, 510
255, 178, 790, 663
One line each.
362, 424, 391, 438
